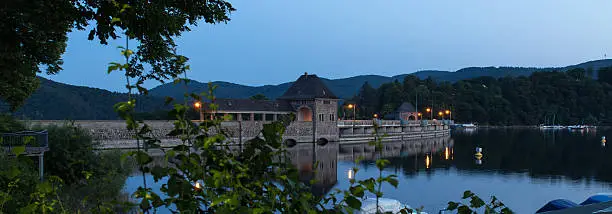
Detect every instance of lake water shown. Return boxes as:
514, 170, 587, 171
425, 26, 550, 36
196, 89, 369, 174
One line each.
125, 128, 612, 213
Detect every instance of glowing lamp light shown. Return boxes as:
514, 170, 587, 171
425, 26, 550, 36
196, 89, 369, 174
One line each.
194, 182, 202, 190
426, 108, 431, 112
194, 101, 202, 109
348, 169, 354, 179
445, 110, 450, 114
445, 147, 450, 160
418, 112, 422, 116
425, 155, 431, 169
347, 104, 354, 109
438, 112, 443, 116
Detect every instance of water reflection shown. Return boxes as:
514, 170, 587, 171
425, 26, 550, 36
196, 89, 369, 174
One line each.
281, 137, 453, 196
125, 128, 612, 213
449, 128, 612, 182
285, 143, 338, 196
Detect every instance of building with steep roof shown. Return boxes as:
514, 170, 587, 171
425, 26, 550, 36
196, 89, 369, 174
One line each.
206, 73, 340, 142
385, 102, 418, 122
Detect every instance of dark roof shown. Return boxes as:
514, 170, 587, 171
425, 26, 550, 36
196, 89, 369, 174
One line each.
396, 102, 416, 112
207, 99, 293, 112
278, 73, 338, 100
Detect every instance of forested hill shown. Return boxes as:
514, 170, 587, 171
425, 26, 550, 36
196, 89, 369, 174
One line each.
351, 67, 612, 125
4, 59, 612, 120
150, 59, 612, 100
2, 78, 167, 120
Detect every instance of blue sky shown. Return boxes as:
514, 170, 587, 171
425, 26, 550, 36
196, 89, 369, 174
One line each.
43, 0, 612, 92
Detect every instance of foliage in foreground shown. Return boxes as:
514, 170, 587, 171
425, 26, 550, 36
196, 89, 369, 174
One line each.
0, 114, 25, 133
447, 190, 512, 214
1, 0, 234, 110
0, 123, 133, 213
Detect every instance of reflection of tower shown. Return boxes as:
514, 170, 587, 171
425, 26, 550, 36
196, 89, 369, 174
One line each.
286, 142, 338, 197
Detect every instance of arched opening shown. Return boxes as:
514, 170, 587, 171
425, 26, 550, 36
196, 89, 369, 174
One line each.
316, 138, 329, 146
408, 115, 416, 120
298, 106, 312, 121
284, 139, 297, 147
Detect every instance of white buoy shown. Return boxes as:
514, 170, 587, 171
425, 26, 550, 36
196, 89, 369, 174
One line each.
475, 147, 483, 153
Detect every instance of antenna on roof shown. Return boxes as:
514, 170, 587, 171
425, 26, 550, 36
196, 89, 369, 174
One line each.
304, 72, 308, 75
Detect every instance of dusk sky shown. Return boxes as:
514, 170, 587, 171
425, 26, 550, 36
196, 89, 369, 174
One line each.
43, 0, 612, 92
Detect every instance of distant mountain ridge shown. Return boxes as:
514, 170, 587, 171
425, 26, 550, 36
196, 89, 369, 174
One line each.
3, 78, 166, 120
5, 59, 612, 120
150, 59, 612, 100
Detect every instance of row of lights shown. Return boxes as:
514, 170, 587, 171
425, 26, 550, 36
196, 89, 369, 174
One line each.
346, 104, 452, 120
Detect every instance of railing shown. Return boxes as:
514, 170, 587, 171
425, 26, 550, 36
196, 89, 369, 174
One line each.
338, 120, 454, 127
337, 120, 402, 127
1, 130, 49, 154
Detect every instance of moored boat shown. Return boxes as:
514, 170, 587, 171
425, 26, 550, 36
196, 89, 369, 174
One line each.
567, 125, 586, 130
536, 194, 612, 213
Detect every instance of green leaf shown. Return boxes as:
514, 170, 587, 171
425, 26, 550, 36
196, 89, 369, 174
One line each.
349, 186, 365, 197
385, 175, 399, 188
23, 136, 35, 145
133, 151, 153, 165
500, 207, 513, 214
375, 159, 390, 170
151, 166, 167, 181
345, 196, 362, 210
469, 195, 486, 208
107, 62, 122, 74
447, 201, 459, 210
11, 146, 25, 156
111, 17, 121, 24
463, 190, 474, 199
457, 205, 472, 214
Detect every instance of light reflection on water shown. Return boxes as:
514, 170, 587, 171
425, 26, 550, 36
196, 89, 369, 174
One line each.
125, 128, 612, 213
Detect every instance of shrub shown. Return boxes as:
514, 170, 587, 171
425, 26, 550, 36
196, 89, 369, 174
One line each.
0, 155, 40, 213
0, 114, 24, 133
33, 122, 98, 184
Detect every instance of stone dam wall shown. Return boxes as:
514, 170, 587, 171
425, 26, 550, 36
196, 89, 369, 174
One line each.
27, 120, 450, 149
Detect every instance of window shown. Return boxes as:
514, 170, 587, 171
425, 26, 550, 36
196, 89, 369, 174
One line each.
329, 114, 335, 121
323, 100, 330, 104
241, 113, 251, 121
265, 114, 274, 121
318, 114, 325, 121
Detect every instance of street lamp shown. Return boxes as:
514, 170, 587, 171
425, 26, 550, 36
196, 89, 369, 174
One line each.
445, 110, 452, 121
347, 104, 356, 133
438, 111, 443, 119
417, 112, 422, 120
426, 107, 432, 120
194, 101, 203, 121
373, 113, 378, 119
347, 104, 356, 122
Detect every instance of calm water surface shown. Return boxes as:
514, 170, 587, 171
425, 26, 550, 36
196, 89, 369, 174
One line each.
125, 128, 612, 213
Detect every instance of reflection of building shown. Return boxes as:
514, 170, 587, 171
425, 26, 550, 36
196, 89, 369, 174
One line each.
384, 102, 418, 121
286, 143, 338, 196
338, 137, 453, 161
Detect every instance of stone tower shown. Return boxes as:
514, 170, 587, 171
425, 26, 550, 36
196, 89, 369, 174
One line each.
278, 73, 340, 142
